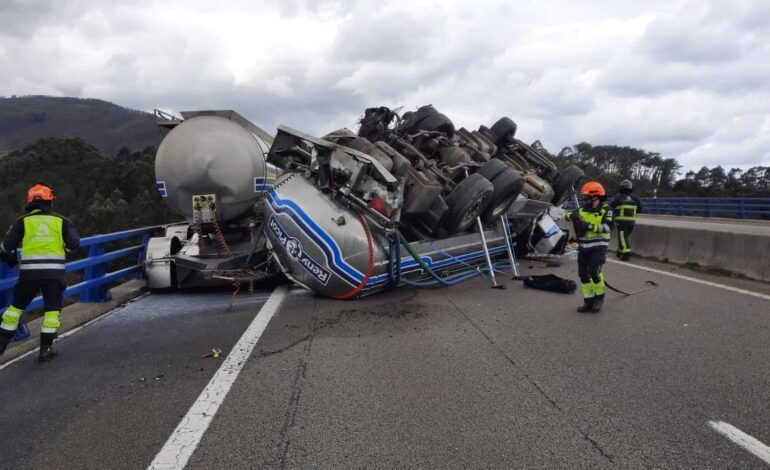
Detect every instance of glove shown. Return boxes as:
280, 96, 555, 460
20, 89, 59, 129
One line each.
573, 219, 588, 235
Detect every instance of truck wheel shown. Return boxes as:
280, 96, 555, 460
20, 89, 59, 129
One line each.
476, 158, 509, 181
551, 165, 585, 206
398, 105, 439, 133
443, 173, 494, 234
490, 117, 517, 145
481, 168, 524, 223
415, 113, 455, 137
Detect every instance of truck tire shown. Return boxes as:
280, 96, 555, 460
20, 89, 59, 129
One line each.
551, 165, 585, 206
490, 117, 517, 145
443, 173, 494, 234
476, 158, 510, 181
415, 113, 455, 136
481, 168, 524, 223
477, 125, 496, 141
398, 105, 439, 133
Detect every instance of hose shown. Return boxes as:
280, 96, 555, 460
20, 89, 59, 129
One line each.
332, 212, 374, 300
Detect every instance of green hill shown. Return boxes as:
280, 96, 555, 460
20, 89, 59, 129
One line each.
0, 95, 165, 157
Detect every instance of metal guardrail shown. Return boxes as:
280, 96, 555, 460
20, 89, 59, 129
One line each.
563, 198, 770, 220
0, 226, 161, 311
641, 198, 770, 219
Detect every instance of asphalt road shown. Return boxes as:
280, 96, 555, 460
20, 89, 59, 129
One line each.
1, 259, 769, 469
0, 290, 271, 470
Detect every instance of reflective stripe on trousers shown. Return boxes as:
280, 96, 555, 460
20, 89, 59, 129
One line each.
580, 273, 606, 299
1, 305, 23, 331
41, 310, 61, 334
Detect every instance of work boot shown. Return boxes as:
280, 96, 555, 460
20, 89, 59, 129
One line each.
0, 333, 11, 355
38, 344, 58, 363
577, 298, 594, 312
616, 250, 622, 258
621, 253, 630, 261
590, 295, 605, 313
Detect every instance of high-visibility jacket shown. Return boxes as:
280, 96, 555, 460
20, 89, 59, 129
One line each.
565, 203, 614, 250
1, 205, 80, 279
611, 193, 642, 223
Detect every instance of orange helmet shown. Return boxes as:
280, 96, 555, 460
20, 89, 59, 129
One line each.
27, 183, 56, 204
580, 181, 605, 197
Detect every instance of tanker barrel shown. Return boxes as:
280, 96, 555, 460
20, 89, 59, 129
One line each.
155, 112, 280, 223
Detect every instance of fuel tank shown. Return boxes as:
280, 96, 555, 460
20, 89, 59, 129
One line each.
265, 172, 389, 299
155, 113, 277, 222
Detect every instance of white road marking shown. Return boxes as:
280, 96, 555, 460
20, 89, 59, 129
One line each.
608, 259, 770, 301
0, 294, 150, 371
148, 286, 289, 470
708, 420, 770, 465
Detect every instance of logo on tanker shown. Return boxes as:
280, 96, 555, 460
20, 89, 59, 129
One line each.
268, 215, 331, 286
285, 238, 302, 261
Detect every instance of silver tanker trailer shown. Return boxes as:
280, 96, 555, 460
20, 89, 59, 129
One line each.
144, 110, 281, 290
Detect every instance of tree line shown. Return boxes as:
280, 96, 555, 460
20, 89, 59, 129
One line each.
0, 138, 178, 236
533, 141, 770, 198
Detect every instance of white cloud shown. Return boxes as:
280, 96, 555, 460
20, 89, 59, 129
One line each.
0, 0, 769, 172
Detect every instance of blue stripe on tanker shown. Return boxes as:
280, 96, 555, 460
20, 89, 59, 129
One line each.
267, 190, 510, 291
267, 190, 365, 286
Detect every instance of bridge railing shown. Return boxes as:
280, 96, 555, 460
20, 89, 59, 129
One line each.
0, 226, 161, 311
641, 198, 770, 219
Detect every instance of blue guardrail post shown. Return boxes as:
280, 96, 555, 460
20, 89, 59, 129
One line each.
80, 243, 109, 302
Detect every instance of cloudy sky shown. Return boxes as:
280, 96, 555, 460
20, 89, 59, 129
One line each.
1, 0, 769, 171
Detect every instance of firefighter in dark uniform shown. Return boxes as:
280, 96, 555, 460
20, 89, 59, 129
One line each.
564, 181, 614, 313
611, 179, 642, 261
0, 183, 80, 362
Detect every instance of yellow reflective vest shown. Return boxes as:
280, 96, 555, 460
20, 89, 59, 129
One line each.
565, 203, 614, 249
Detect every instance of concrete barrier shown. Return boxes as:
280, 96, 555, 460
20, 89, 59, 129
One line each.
558, 214, 770, 281
631, 223, 770, 281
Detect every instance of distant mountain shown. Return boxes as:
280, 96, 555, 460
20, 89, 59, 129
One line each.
0, 95, 166, 157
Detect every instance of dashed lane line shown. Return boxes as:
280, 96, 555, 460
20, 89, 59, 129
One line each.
608, 259, 770, 301
708, 421, 770, 465
147, 285, 289, 470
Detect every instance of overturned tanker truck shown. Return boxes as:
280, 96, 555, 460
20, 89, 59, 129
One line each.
145, 106, 584, 298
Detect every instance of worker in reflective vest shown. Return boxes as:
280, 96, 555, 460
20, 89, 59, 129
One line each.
0, 183, 80, 362
611, 179, 642, 261
564, 181, 614, 313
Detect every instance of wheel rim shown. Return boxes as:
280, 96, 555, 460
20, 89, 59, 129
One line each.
460, 196, 488, 226
491, 193, 516, 218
